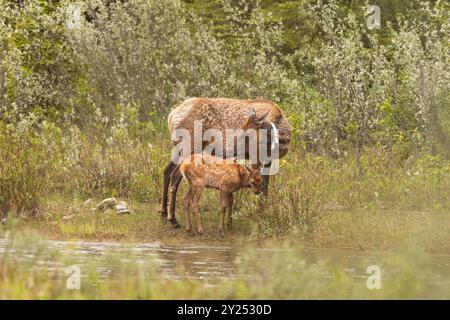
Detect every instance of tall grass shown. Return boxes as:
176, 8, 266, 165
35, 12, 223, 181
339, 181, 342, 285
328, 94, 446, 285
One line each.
235, 149, 450, 240
1, 117, 449, 240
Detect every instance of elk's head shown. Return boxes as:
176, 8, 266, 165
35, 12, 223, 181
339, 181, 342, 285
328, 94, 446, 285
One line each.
237, 108, 273, 166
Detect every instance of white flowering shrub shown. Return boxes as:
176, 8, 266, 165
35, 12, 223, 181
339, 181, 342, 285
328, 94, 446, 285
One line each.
0, 0, 77, 121
64, 0, 300, 121
294, 0, 449, 155
0, 117, 61, 217
0, 0, 448, 218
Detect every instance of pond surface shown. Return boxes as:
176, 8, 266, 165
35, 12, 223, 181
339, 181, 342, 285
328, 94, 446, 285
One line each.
1, 239, 449, 296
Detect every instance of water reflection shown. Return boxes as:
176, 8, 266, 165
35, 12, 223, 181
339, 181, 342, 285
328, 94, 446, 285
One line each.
1, 239, 449, 291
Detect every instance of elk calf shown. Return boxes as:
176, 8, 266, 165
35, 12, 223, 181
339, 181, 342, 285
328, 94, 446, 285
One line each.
168, 154, 262, 236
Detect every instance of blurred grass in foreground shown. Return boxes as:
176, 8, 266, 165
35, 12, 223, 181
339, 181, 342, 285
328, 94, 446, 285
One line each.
0, 232, 448, 299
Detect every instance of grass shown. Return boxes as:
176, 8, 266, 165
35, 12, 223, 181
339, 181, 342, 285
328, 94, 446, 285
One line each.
0, 232, 448, 299
1, 165, 449, 300
8, 196, 253, 244
2, 121, 449, 249
4, 195, 449, 253
1, 128, 449, 299
311, 208, 450, 253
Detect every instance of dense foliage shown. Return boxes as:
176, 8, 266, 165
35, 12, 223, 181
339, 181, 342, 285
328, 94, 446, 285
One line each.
0, 0, 449, 236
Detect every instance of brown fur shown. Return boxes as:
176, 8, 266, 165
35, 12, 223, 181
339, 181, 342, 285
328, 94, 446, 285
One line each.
160, 97, 291, 224
168, 97, 291, 158
169, 154, 262, 236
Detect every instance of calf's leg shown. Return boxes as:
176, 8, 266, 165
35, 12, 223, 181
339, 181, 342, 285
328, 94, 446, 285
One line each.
218, 191, 228, 237
191, 187, 204, 235
183, 188, 193, 233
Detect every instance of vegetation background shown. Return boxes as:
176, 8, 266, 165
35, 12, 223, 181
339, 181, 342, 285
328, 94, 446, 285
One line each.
0, 0, 449, 300
0, 0, 449, 247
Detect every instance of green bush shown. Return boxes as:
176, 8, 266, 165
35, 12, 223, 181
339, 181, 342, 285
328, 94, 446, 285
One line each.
239, 155, 328, 239
0, 0, 448, 230
0, 119, 59, 217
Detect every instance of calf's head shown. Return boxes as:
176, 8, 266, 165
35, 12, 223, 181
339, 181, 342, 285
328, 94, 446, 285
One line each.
243, 165, 263, 193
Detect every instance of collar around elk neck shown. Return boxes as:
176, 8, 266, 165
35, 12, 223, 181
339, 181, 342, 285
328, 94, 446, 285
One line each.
260, 122, 280, 175
269, 122, 279, 151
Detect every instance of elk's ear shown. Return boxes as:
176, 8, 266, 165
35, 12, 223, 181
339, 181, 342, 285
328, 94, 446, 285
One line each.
254, 111, 270, 128
241, 109, 269, 129
257, 111, 270, 122
248, 108, 257, 119
241, 108, 257, 130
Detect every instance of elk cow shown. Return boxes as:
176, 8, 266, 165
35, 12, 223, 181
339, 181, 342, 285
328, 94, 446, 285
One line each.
159, 97, 291, 226
169, 154, 262, 236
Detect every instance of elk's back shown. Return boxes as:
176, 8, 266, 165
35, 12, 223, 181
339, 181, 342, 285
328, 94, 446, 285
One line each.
168, 97, 291, 158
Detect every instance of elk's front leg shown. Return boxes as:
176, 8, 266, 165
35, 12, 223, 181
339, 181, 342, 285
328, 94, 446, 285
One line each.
262, 174, 270, 196
261, 161, 271, 196
226, 193, 233, 229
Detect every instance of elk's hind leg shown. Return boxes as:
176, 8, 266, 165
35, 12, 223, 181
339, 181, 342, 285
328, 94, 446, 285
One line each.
159, 161, 176, 220
167, 167, 182, 228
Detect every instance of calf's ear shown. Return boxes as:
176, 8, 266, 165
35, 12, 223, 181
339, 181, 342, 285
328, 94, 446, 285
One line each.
226, 156, 237, 163
244, 165, 253, 174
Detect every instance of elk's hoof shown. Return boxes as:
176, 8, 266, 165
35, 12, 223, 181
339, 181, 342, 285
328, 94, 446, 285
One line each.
197, 228, 204, 235
159, 211, 168, 222
219, 230, 225, 238
171, 221, 181, 229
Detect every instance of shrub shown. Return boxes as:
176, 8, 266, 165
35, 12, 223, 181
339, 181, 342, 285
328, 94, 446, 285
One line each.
52, 116, 169, 201
0, 118, 59, 217
240, 156, 329, 239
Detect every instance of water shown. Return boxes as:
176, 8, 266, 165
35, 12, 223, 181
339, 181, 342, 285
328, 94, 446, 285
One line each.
1, 239, 449, 294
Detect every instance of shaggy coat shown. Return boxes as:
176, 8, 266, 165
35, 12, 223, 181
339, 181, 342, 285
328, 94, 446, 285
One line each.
168, 97, 291, 158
